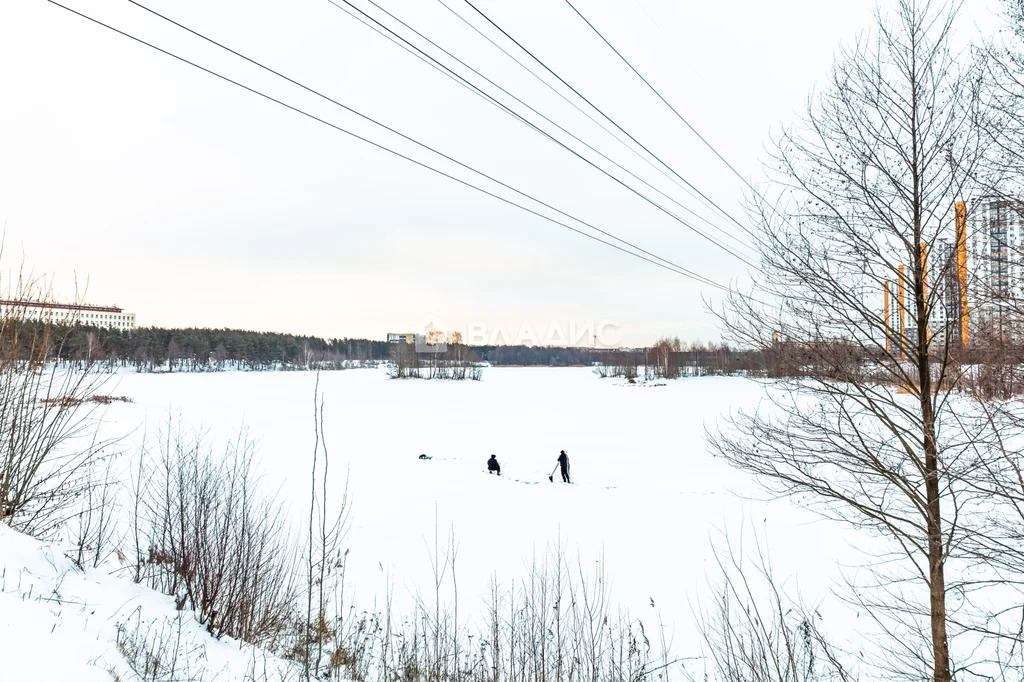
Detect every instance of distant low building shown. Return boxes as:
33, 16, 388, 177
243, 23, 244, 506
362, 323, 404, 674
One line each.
386, 331, 448, 354
0, 300, 137, 331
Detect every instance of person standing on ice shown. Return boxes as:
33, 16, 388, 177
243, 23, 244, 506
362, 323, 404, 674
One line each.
557, 450, 570, 483
487, 454, 501, 476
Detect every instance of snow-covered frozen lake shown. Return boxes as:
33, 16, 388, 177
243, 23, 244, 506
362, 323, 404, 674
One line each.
96, 366, 863, 656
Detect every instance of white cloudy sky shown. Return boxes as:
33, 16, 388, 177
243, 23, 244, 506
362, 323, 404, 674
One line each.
0, 0, 1004, 345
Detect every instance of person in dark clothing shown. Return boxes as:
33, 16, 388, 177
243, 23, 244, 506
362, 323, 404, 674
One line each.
487, 454, 501, 475
557, 450, 570, 483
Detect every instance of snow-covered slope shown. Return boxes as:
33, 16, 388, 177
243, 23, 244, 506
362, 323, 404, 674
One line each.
0, 524, 300, 681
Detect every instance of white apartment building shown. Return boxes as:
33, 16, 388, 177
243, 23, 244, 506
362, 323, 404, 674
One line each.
970, 197, 1024, 305
0, 300, 137, 331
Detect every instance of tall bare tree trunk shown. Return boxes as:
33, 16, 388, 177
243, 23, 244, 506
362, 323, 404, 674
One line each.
708, 2, 991, 678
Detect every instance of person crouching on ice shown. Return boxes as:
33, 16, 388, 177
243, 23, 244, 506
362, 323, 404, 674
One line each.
487, 454, 501, 476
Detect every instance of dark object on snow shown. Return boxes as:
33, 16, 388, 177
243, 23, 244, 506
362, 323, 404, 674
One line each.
487, 454, 501, 475
418, 453, 431, 460
557, 450, 570, 483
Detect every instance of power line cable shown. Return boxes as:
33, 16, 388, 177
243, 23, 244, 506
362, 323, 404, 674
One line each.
562, 0, 763, 243
336, 0, 750, 259
124, 0, 733, 289
325, 0, 760, 267
433, 0, 744, 250
46, 0, 736, 294
460, 0, 752, 240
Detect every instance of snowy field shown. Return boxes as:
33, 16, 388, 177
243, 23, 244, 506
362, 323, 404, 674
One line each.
1, 366, 872, 679
103, 368, 861, 646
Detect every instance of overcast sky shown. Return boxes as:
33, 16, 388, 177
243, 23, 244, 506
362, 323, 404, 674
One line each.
0, 0, 1005, 345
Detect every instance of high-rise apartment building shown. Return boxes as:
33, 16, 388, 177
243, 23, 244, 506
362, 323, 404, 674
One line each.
967, 197, 1024, 336
971, 197, 1024, 298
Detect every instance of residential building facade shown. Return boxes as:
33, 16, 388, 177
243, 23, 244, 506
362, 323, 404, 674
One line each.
0, 300, 137, 331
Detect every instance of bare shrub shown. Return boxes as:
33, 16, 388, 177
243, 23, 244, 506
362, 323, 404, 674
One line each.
0, 274, 113, 537
115, 610, 208, 682
115, 608, 305, 682
297, 536, 671, 682
961, 319, 1024, 399
136, 423, 298, 647
693, 536, 853, 682
67, 450, 120, 569
91, 394, 134, 405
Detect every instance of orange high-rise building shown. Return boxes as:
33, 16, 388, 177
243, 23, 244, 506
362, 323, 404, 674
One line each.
898, 264, 906, 358
955, 201, 969, 348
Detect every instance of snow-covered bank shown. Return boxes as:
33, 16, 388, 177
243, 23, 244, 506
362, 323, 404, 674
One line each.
0, 524, 301, 681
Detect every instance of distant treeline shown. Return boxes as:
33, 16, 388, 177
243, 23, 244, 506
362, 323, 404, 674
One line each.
473, 344, 603, 366
48, 324, 390, 371
597, 340, 759, 380
36, 324, 612, 371
30, 323, 831, 376
39, 322, 907, 379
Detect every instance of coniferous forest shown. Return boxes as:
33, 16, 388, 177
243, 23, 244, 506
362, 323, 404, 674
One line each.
43, 324, 615, 370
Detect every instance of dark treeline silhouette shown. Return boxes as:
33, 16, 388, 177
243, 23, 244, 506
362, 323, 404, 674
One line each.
36, 324, 614, 371
34, 322, 884, 377
42, 322, 1021, 386
473, 344, 603, 366
42, 321, 979, 380
44, 324, 391, 371
597, 339, 764, 380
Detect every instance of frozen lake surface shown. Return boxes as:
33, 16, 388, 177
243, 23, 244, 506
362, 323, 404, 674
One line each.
95, 366, 863, 655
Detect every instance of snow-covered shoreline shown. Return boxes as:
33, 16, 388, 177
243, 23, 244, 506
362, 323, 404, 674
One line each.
0, 524, 300, 681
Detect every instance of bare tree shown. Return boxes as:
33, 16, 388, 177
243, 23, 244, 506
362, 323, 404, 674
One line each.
647, 337, 683, 380
982, 0, 1024, 217
303, 375, 352, 680
0, 269, 112, 537
709, 2, 998, 680
388, 341, 420, 379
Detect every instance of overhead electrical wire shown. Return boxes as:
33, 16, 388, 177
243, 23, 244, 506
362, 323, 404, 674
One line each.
323, 0, 761, 268
459, 0, 754, 244
345, 0, 758, 264
562, 0, 764, 244
46, 0, 739, 295
122, 0, 730, 290
331, 0, 747, 256
432, 0, 749, 253
338, 0, 753, 261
